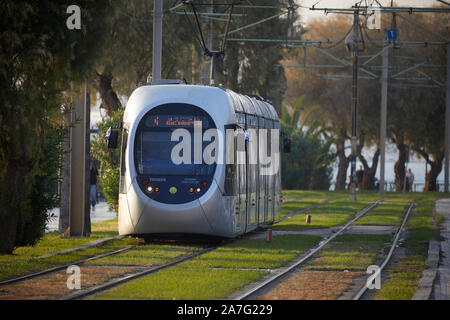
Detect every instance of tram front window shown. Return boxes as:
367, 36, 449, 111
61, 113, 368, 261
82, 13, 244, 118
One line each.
134, 103, 216, 178
135, 130, 215, 176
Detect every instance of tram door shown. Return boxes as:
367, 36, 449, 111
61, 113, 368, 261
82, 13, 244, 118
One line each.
236, 114, 247, 233
246, 116, 258, 230
266, 120, 274, 223
258, 118, 266, 224
273, 121, 282, 221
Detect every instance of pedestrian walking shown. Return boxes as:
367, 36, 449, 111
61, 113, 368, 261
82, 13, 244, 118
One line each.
406, 168, 415, 192
356, 165, 364, 189
90, 160, 99, 212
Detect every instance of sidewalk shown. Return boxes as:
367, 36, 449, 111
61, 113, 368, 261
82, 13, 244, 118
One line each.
45, 201, 117, 232
434, 198, 450, 300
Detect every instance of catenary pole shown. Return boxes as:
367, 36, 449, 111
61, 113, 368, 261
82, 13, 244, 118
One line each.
445, 43, 450, 193
350, 10, 359, 201
380, 36, 389, 195
152, 0, 163, 81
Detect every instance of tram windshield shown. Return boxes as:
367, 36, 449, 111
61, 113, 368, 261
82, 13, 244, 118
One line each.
134, 103, 216, 177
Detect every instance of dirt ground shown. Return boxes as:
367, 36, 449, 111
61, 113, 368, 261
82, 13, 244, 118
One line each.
257, 270, 362, 300
0, 266, 139, 300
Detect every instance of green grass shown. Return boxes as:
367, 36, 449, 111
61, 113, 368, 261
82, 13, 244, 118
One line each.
274, 194, 383, 231
282, 190, 334, 200
279, 197, 328, 219
354, 198, 412, 226
92, 234, 321, 300
305, 234, 391, 271
373, 195, 444, 300
0, 237, 138, 282
93, 266, 267, 300
0, 218, 120, 264
85, 243, 204, 267
182, 234, 322, 269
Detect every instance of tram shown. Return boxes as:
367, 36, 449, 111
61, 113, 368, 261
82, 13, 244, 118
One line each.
116, 82, 282, 238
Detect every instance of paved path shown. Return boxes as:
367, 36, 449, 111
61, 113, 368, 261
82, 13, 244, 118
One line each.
45, 201, 117, 233
434, 199, 450, 300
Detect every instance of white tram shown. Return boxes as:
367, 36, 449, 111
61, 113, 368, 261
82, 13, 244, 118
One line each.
117, 83, 281, 238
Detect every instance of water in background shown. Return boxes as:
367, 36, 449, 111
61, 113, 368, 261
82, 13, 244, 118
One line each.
331, 160, 445, 192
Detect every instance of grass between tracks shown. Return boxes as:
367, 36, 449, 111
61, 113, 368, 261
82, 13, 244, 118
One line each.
0, 218, 121, 264
92, 234, 322, 300
273, 192, 383, 231
304, 234, 392, 271
0, 218, 139, 282
372, 194, 444, 300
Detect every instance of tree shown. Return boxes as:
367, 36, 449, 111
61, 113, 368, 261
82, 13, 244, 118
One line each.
284, 15, 382, 190
0, 1, 113, 253
216, 1, 296, 114
375, 10, 448, 191
91, 107, 124, 211
280, 97, 334, 189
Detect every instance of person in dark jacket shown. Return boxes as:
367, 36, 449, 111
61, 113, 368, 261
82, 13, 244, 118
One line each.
90, 160, 99, 212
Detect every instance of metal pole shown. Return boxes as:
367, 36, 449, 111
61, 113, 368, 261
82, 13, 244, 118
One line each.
350, 11, 359, 201
152, 0, 163, 81
445, 43, 450, 193
379, 37, 389, 195
210, 53, 217, 86
208, 0, 214, 85
69, 84, 88, 237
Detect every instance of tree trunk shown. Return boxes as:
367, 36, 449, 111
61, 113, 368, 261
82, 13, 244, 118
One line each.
335, 129, 350, 190
360, 149, 380, 190
95, 69, 121, 116
0, 134, 27, 253
425, 157, 443, 191
394, 142, 408, 192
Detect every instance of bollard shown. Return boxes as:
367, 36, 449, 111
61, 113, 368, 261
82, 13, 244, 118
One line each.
266, 229, 272, 243
306, 215, 311, 224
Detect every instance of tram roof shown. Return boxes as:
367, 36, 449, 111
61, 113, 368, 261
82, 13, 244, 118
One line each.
226, 90, 278, 121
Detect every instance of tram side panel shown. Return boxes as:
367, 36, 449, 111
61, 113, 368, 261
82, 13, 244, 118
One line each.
236, 124, 247, 234
247, 120, 258, 231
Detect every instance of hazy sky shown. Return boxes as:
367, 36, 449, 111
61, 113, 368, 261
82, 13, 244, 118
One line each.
299, 0, 445, 23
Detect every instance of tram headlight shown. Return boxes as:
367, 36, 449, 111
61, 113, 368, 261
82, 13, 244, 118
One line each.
154, 187, 160, 193
189, 187, 194, 194
147, 186, 154, 193
196, 187, 201, 193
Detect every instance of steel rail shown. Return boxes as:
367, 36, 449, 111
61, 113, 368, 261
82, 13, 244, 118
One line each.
0, 235, 125, 266
0, 195, 333, 288
352, 202, 415, 300
66, 197, 348, 300
0, 246, 134, 286
62, 246, 217, 300
273, 199, 333, 225
234, 199, 385, 300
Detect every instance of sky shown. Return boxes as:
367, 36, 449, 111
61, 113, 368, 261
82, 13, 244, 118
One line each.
299, 0, 445, 23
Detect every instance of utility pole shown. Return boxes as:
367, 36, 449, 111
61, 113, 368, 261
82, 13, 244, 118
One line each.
69, 84, 89, 237
349, 10, 359, 201
153, 0, 163, 81
208, 0, 214, 85
445, 43, 450, 193
380, 35, 389, 195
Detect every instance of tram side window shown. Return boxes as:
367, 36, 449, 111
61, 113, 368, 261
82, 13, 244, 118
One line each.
119, 127, 128, 194
224, 125, 237, 196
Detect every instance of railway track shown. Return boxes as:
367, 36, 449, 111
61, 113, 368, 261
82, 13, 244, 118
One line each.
0, 196, 363, 300
234, 198, 387, 300
352, 202, 415, 300
274, 197, 341, 225
61, 246, 217, 300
